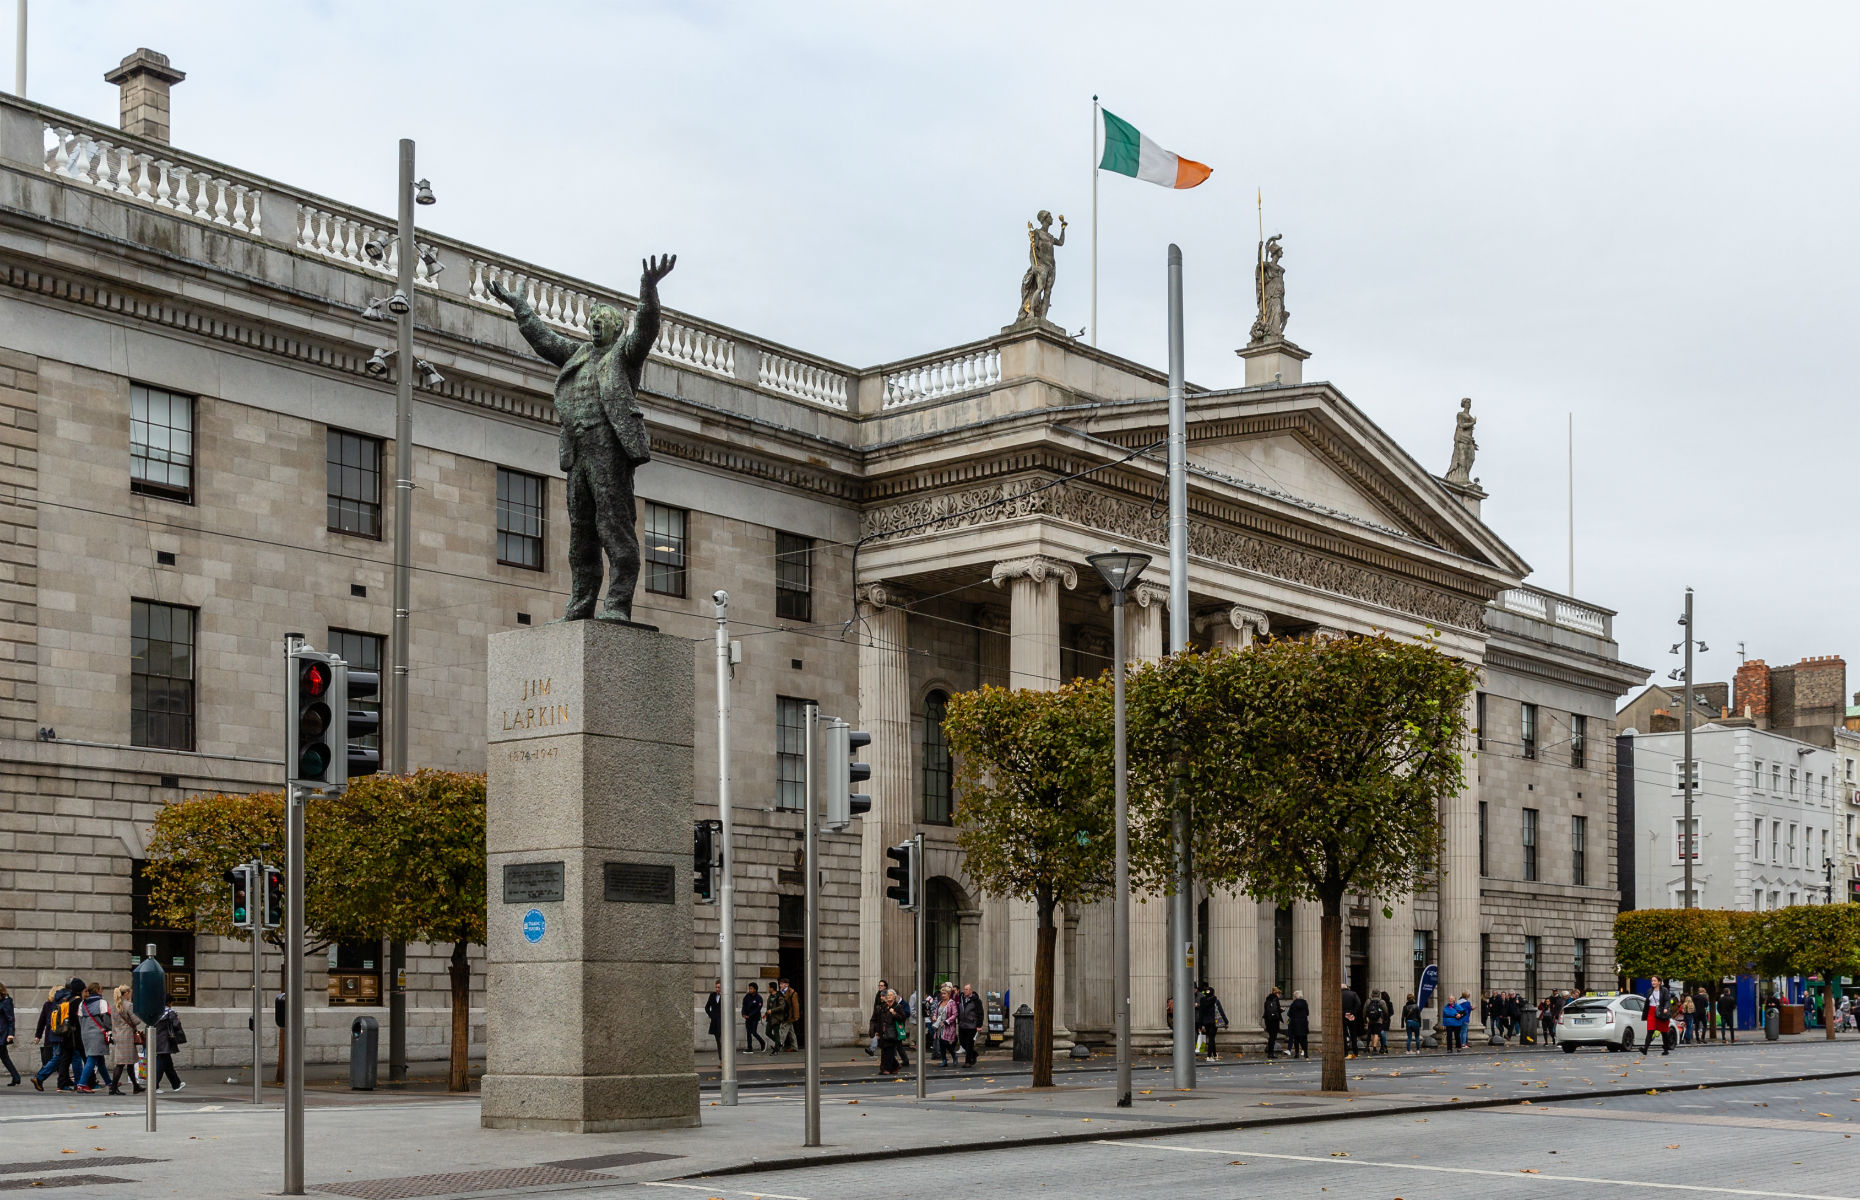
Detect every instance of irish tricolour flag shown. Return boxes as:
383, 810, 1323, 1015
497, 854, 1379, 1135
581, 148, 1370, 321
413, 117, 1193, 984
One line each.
1099, 107, 1211, 190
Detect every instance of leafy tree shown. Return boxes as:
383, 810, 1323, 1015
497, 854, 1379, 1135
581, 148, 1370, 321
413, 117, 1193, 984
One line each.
316, 770, 487, 1091
944, 680, 1115, 1087
1762, 905, 1860, 1039
1130, 634, 1476, 1093
1613, 908, 1739, 995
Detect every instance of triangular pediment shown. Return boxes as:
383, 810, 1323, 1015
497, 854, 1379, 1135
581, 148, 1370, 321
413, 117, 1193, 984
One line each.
1193, 430, 1411, 530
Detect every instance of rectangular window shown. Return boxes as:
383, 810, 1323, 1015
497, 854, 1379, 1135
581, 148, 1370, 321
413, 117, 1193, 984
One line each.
1475, 692, 1485, 752
1674, 759, 1700, 791
922, 691, 953, 825
1769, 889, 1780, 911
643, 502, 687, 596
1571, 815, 1587, 886
1820, 775, 1829, 803
1478, 800, 1488, 877
1412, 930, 1433, 996
1789, 767, 1798, 797
130, 383, 194, 501
1772, 764, 1781, 793
775, 532, 813, 622
1847, 758, 1855, 783
1787, 824, 1797, 866
775, 696, 812, 810
1573, 938, 1588, 993
495, 467, 546, 571
131, 599, 195, 750
1273, 906, 1293, 994
327, 629, 384, 754
1480, 932, 1491, 994
1820, 827, 1829, 865
1523, 934, 1539, 1001
777, 894, 805, 939
1772, 820, 1780, 863
1787, 891, 1798, 908
1753, 760, 1764, 792
1755, 817, 1766, 863
327, 429, 383, 538
1847, 814, 1855, 854
1676, 817, 1699, 861
1522, 807, 1538, 881
1520, 702, 1537, 760
1570, 713, 1586, 769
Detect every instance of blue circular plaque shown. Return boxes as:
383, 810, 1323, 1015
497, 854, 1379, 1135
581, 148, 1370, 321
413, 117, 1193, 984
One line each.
521, 908, 546, 944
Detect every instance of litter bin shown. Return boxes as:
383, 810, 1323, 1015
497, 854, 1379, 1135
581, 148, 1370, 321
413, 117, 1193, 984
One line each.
1764, 1007, 1780, 1041
350, 1015, 379, 1090
1012, 1004, 1035, 1062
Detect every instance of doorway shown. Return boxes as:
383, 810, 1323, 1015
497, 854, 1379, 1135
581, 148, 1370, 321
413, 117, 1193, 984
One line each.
1349, 924, 1369, 997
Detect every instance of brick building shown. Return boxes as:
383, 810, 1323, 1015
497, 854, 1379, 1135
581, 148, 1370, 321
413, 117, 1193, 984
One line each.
0, 57, 1645, 1065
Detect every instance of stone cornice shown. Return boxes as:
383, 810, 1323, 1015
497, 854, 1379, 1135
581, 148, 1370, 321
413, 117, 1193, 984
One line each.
1483, 642, 1648, 698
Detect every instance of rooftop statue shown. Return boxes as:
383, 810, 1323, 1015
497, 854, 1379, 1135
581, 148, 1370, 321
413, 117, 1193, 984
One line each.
1248, 233, 1289, 346
488, 255, 676, 622
1017, 210, 1066, 323
1444, 397, 1478, 486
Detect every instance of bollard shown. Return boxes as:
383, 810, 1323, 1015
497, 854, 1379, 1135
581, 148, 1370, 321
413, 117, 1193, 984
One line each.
1012, 1004, 1035, 1063
350, 1016, 379, 1090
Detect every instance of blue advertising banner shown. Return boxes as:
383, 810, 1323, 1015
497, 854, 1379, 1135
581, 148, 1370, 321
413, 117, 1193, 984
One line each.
1418, 963, 1439, 1010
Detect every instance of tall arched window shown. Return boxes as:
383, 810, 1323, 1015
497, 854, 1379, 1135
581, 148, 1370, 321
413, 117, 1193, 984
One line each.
923, 690, 952, 824
926, 877, 962, 986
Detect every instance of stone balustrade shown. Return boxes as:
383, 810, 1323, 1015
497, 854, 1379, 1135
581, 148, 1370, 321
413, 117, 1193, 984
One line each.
759, 349, 850, 409
1495, 587, 1611, 639
298, 205, 441, 288
43, 123, 263, 235
883, 345, 1003, 409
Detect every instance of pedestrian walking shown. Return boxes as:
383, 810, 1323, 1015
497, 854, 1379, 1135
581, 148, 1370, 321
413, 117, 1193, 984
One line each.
32, 980, 82, 1092
741, 982, 765, 1052
1691, 986, 1712, 1042
109, 985, 142, 1095
891, 989, 911, 1069
1195, 981, 1228, 1061
152, 994, 184, 1092
73, 983, 112, 1094
1364, 991, 1388, 1055
1286, 990, 1310, 1059
703, 980, 723, 1060
874, 989, 907, 1075
0, 983, 18, 1086
957, 983, 985, 1067
1401, 992, 1421, 1053
1441, 991, 1470, 1052
1716, 988, 1737, 1043
1262, 986, 1284, 1060
1642, 976, 1673, 1056
931, 983, 960, 1066
1340, 985, 1362, 1058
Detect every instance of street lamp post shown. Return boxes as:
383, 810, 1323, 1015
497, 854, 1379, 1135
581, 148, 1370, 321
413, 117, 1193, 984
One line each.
1088, 549, 1151, 1111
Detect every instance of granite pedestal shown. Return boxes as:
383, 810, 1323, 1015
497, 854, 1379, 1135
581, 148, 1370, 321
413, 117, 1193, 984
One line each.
479, 620, 700, 1132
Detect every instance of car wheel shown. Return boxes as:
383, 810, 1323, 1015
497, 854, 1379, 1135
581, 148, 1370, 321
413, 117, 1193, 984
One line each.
1622, 1030, 1636, 1052
1561, 1042, 1578, 1054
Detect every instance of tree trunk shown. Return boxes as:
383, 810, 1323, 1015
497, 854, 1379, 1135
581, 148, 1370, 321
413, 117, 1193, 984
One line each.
1033, 891, 1056, 1088
448, 942, 471, 1092
1825, 978, 1837, 1041
1320, 889, 1347, 1093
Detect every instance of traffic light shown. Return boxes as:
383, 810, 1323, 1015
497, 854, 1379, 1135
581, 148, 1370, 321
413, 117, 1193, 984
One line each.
262, 864, 283, 929
289, 648, 340, 789
693, 819, 721, 904
823, 719, 873, 831
884, 840, 918, 910
339, 659, 381, 779
225, 865, 252, 929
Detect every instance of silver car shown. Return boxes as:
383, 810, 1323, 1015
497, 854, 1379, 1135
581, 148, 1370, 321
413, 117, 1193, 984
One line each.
1558, 993, 1649, 1052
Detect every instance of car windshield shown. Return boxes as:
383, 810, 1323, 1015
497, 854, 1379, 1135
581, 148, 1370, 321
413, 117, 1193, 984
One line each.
1564, 999, 1615, 1013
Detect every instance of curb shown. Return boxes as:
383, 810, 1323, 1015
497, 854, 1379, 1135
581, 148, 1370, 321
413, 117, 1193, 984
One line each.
682, 1065, 1860, 1180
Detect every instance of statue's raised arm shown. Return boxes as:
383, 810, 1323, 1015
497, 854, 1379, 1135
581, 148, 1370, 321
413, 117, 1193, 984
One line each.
487, 277, 579, 368
623, 254, 677, 372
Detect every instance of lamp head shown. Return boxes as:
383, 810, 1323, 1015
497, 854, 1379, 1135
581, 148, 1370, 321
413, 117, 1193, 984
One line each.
413, 178, 436, 206
1087, 549, 1152, 597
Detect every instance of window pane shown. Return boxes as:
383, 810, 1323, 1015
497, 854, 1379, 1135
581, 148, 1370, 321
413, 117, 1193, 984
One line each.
775, 533, 813, 622
775, 697, 812, 810
327, 629, 384, 751
923, 691, 952, 824
327, 431, 382, 538
129, 384, 195, 500
131, 600, 195, 750
495, 467, 546, 570
644, 503, 687, 596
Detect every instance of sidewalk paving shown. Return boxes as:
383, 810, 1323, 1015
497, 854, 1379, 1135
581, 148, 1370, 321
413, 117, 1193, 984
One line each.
0, 1036, 1854, 1197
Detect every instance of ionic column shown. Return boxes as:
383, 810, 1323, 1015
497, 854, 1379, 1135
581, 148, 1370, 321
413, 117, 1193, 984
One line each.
1438, 692, 1481, 1020
992, 556, 1076, 1038
1195, 604, 1270, 652
1123, 581, 1173, 1045
1293, 901, 1324, 1036
1370, 889, 1415, 1010
857, 582, 917, 993
974, 606, 1012, 995
1207, 887, 1261, 1038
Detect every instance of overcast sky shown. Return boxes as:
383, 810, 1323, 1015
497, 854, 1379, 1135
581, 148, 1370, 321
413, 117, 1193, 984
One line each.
15, 1, 1858, 704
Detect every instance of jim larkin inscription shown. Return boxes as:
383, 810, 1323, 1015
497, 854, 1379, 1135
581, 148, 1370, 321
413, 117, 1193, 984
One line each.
499, 676, 571, 733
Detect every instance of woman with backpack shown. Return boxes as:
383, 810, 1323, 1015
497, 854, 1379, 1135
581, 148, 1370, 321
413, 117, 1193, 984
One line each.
1364, 991, 1388, 1055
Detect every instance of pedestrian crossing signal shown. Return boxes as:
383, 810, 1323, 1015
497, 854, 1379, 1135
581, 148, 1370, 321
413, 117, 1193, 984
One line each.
225, 865, 252, 929
885, 841, 918, 910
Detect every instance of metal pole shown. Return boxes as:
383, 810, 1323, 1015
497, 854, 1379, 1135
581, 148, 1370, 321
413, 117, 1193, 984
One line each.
1090, 95, 1099, 347
1166, 243, 1194, 1090
144, 941, 155, 1132
1682, 586, 1695, 908
387, 136, 416, 1085
12, 0, 23, 97
252, 855, 263, 1106
713, 591, 738, 1105
915, 831, 926, 1101
803, 703, 821, 1147
1567, 413, 1575, 595
284, 777, 305, 1194
1111, 588, 1131, 1107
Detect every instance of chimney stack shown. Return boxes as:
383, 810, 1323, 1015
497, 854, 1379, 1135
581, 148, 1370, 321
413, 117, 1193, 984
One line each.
103, 49, 184, 145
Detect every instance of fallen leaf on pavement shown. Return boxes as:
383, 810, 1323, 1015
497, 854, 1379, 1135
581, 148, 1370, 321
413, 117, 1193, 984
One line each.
1818, 1113, 1834, 1118
1666, 1144, 1680, 1149
1227, 1160, 1247, 1165
1329, 1151, 1350, 1157
1521, 1168, 1541, 1174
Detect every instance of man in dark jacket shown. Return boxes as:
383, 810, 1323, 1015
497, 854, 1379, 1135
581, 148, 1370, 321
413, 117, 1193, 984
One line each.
956, 983, 985, 1067
1692, 986, 1713, 1041
1194, 982, 1229, 1061
741, 983, 765, 1052
1716, 988, 1738, 1043
1262, 987, 1284, 1060
1340, 987, 1362, 1057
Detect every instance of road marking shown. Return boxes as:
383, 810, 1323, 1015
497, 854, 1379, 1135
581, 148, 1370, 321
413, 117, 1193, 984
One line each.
642, 1182, 811, 1200
1094, 1140, 1860, 1199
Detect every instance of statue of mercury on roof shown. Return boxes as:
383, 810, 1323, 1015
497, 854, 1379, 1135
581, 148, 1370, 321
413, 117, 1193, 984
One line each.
487, 254, 676, 623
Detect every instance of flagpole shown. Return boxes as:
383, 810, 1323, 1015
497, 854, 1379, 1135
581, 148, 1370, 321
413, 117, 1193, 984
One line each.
1091, 94, 1099, 348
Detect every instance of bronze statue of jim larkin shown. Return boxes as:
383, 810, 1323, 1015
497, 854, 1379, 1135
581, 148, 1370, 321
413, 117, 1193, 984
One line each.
488, 255, 675, 623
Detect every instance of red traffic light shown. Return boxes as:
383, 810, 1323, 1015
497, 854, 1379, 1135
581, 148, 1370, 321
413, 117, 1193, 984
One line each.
301, 661, 331, 698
